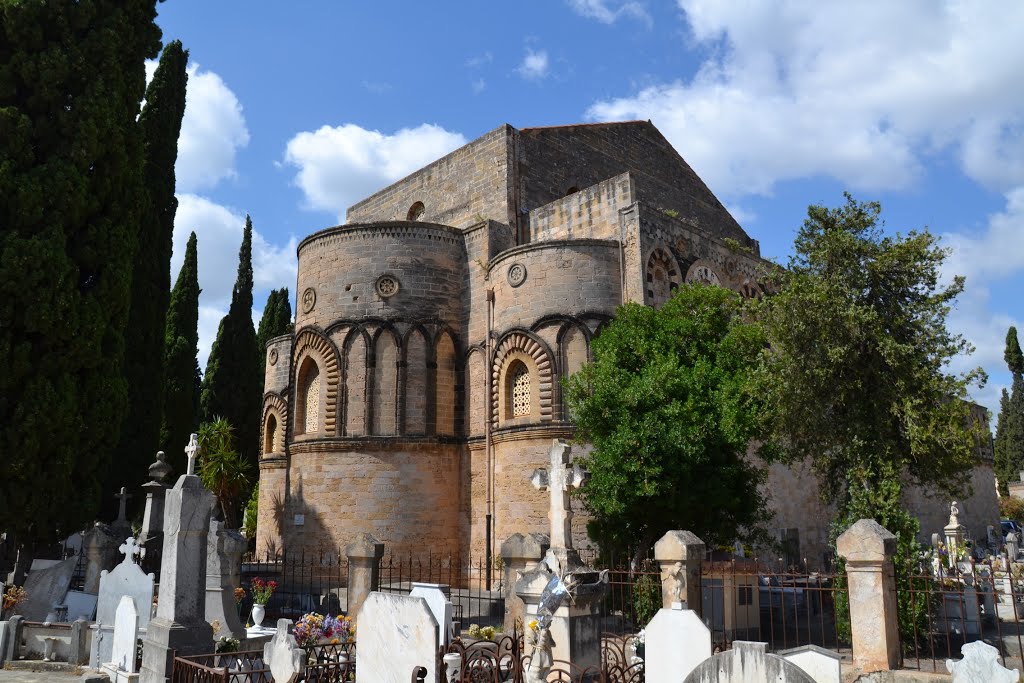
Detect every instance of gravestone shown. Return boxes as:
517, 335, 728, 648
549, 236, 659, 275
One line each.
408, 583, 454, 647
112, 487, 134, 538
778, 645, 842, 683
17, 556, 77, 621
107, 596, 140, 674
645, 606, 712, 683
90, 536, 155, 668
683, 641, 815, 683
139, 451, 173, 564
204, 518, 247, 641
84, 523, 123, 593
0, 620, 8, 665
945, 640, 1018, 682
140, 440, 216, 683
356, 592, 438, 683
263, 619, 305, 683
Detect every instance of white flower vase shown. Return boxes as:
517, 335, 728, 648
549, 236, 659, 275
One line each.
252, 603, 266, 628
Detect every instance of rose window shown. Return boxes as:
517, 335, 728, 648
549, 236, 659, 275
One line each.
376, 275, 400, 298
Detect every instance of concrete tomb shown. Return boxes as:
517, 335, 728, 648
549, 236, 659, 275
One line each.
90, 536, 154, 668
356, 592, 438, 683
17, 556, 77, 622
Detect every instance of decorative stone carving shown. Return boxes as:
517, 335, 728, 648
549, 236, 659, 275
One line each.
375, 274, 400, 298
268, 347, 279, 366
507, 262, 527, 287
946, 641, 1017, 682
301, 287, 316, 313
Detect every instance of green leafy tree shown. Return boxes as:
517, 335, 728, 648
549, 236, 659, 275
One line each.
201, 216, 262, 468
754, 194, 985, 646
243, 483, 260, 540
256, 287, 293, 387
161, 232, 202, 474
111, 40, 189, 508
995, 328, 1024, 493
564, 284, 773, 569
0, 0, 161, 543
197, 417, 251, 528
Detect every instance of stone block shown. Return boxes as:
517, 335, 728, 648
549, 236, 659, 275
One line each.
645, 607, 711, 683
779, 644, 842, 683
356, 592, 438, 683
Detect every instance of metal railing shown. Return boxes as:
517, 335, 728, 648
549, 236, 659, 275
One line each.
241, 550, 350, 623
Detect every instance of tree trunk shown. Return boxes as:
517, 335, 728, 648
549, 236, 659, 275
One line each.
629, 529, 657, 578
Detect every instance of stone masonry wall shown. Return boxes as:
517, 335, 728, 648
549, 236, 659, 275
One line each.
905, 462, 1000, 546
346, 125, 514, 229
528, 173, 635, 243
264, 335, 293, 395
256, 460, 287, 556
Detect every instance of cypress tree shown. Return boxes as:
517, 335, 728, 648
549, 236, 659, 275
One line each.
0, 0, 161, 542
996, 328, 1024, 493
160, 232, 202, 475
111, 40, 189, 506
201, 217, 262, 468
256, 288, 293, 388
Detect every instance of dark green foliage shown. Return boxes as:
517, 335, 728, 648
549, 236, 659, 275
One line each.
0, 0, 161, 541
995, 328, 1024, 493
256, 288, 293, 387
111, 40, 188, 509
161, 232, 202, 475
201, 217, 262, 468
243, 482, 260, 539
197, 417, 251, 528
564, 284, 772, 567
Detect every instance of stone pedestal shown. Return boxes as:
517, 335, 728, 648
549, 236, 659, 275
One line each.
84, 524, 121, 594
346, 533, 384, 618
836, 519, 900, 673
139, 451, 173, 567
515, 565, 607, 670
140, 474, 216, 683
654, 530, 705, 611
205, 518, 247, 642
501, 533, 549, 633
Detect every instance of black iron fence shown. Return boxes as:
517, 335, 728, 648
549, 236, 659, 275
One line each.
241, 551, 350, 624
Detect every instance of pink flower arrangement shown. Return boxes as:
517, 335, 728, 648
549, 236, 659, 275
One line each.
293, 612, 356, 647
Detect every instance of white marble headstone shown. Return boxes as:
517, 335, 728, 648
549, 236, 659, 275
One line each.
110, 596, 139, 673
356, 592, 438, 683
645, 606, 712, 683
779, 644, 841, 683
263, 619, 305, 683
408, 583, 454, 647
946, 641, 1018, 682
97, 539, 155, 630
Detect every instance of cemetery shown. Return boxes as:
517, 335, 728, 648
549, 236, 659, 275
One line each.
2, 438, 1023, 682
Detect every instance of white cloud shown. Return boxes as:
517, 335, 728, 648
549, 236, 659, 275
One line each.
465, 52, 493, 68
472, 78, 487, 94
283, 123, 468, 220
517, 49, 550, 81
587, 1, 1024, 198
172, 194, 297, 371
175, 64, 250, 192
568, 0, 651, 27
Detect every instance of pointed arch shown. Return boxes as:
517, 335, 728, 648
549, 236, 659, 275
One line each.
404, 327, 428, 436
343, 328, 370, 436
435, 331, 457, 436
491, 330, 554, 425
261, 392, 288, 457
372, 328, 400, 435
292, 328, 340, 437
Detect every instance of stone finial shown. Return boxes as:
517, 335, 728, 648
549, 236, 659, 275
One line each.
118, 537, 141, 564
148, 451, 172, 484
345, 533, 384, 560
654, 530, 705, 561
501, 533, 550, 562
836, 519, 896, 563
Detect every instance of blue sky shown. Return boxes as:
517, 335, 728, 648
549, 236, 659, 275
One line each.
154, 1, 1024, 418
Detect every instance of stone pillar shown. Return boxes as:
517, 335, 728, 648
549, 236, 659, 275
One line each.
346, 534, 384, 619
139, 451, 173, 566
500, 533, 549, 633
836, 519, 900, 673
2, 615, 23, 663
69, 617, 89, 665
944, 501, 967, 569
205, 518, 248, 642
654, 530, 705, 612
83, 523, 121, 594
140, 474, 216, 683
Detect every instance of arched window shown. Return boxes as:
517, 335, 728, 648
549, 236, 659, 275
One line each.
304, 367, 321, 433
264, 414, 278, 455
507, 360, 531, 419
646, 248, 680, 308
407, 201, 425, 221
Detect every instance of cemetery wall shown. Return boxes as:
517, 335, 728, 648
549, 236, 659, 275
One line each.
904, 461, 1000, 546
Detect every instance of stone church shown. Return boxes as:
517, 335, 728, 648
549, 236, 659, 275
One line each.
255, 121, 998, 567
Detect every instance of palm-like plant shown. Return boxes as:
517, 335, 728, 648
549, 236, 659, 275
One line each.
198, 417, 251, 528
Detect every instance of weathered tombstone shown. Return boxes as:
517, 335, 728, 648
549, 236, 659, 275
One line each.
356, 592, 438, 683
346, 533, 384, 618
683, 641, 815, 683
104, 595, 140, 676
408, 582, 454, 647
500, 532, 548, 634
1, 615, 23, 663
112, 487, 134, 539
779, 644, 842, 683
945, 640, 1018, 682
140, 436, 216, 683
263, 619, 305, 683
84, 523, 122, 593
204, 518, 247, 641
645, 606, 712, 683
1007, 532, 1019, 561
90, 536, 155, 669
17, 556, 77, 621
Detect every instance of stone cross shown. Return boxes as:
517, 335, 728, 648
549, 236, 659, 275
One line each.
530, 440, 588, 551
114, 487, 132, 522
118, 537, 141, 564
185, 433, 199, 476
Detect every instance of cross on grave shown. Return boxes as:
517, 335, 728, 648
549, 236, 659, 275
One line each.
114, 487, 132, 522
530, 440, 589, 551
185, 432, 199, 476
118, 536, 141, 564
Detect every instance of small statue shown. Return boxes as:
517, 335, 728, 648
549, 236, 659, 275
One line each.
665, 560, 686, 606
525, 624, 554, 683
949, 501, 960, 526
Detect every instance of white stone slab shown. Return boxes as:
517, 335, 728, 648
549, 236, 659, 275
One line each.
356, 592, 438, 683
19, 557, 77, 621
263, 619, 304, 683
779, 644, 841, 683
97, 547, 154, 631
683, 641, 815, 683
409, 583, 454, 647
0, 621, 9, 666
946, 640, 1018, 682
645, 606, 712, 683
109, 596, 139, 673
